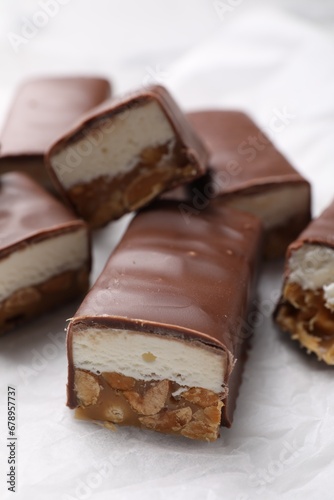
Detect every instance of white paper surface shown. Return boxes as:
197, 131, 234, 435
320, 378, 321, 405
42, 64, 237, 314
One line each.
0, 2, 334, 499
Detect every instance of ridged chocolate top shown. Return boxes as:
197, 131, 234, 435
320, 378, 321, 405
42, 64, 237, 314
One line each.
0, 172, 87, 257
69, 201, 262, 365
46, 85, 208, 178
187, 110, 309, 194
288, 198, 334, 255
0, 76, 111, 158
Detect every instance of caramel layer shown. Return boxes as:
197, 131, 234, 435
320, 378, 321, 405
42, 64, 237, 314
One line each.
276, 282, 334, 364
74, 369, 224, 442
68, 141, 196, 228
0, 268, 89, 334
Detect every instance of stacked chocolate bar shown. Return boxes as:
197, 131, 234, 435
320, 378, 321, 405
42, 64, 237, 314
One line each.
1, 75, 325, 442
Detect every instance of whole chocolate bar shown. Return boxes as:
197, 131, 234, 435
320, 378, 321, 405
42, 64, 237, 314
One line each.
46, 85, 208, 228
185, 111, 311, 259
67, 201, 263, 441
0, 172, 91, 334
0, 77, 111, 189
275, 199, 334, 364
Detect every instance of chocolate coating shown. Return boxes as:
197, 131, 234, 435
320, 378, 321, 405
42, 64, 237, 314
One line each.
186, 110, 309, 193
186, 110, 311, 259
67, 201, 263, 425
288, 199, 334, 254
0, 77, 111, 158
0, 172, 89, 258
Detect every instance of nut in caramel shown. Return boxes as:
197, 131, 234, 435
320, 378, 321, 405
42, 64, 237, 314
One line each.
74, 370, 224, 442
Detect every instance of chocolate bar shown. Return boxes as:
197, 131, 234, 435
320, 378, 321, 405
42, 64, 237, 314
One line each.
46, 86, 208, 228
0, 172, 91, 334
186, 111, 311, 259
0, 77, 111, 189
275, 199, 334, 364
66, 201, 263, 441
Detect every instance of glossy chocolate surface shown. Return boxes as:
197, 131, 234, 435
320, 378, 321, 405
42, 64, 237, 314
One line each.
288, 199, 334, 255
187, 110, 310, 194
0, 76, 111, 159
67, 201, 263, 424
0, 172, 88, 257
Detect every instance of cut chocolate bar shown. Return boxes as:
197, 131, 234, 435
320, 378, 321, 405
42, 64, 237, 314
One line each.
66, 201, 263, 441
275, 199, 334, 364
186, 111, 311, 259
0, 76, 111, 189
46, 86, 208, 228
0, 172, 91, 334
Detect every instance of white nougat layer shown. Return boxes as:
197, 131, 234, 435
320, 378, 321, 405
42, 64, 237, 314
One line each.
324, 284, 334, 310
72, 328, 227, 393
0, 227, 88, 302
51, 100, 176, 188
226, 184, 309, 229
288, 243, 334, 310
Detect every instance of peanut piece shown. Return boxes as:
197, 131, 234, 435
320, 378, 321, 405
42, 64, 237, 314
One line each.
124, 380, 170, 416
139, 407, 192, 432
104, 406, 124, 423
102, 372, 136, 391
181, 420, 218, 442
140, 144, 169, 164
181, 387, 221, 408
181, 403, 223, 442
75, 370, 101, 407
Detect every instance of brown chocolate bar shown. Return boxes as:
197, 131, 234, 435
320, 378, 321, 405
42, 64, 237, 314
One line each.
66, 201, 263, 441
46, 86, 208, 228
0, 77, 111, 189
274, 199, 334, 364
185, 111, 311, 259
0, 172, 91, 334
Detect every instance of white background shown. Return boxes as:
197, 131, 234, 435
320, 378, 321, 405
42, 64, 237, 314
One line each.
0, 1, 333, 499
